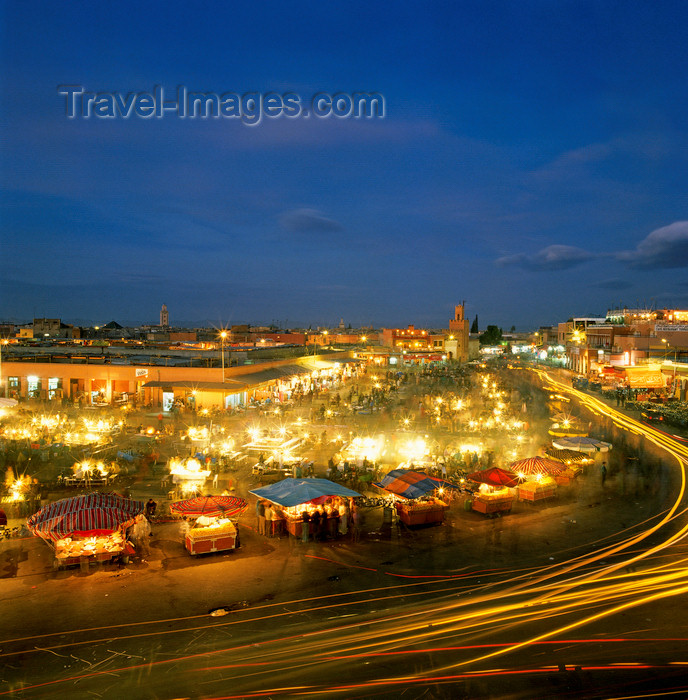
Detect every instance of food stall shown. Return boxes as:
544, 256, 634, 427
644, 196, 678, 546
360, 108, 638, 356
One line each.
509, 457, 562, 503
249, 478, 361, 539
27, 492, 143, 569
466, 467, 518, 516
395, 497, 449, 525
185, 517, 238, 555
338, 435, 385, 468
543, 450, 585, 484
62, 459, 112, 487
168, 457, 211, 497
170, 495, 247, 556
374, 469, 454, 526
517, 476, 558, 502
243, 427, 304, 457
471, 486, 514, 515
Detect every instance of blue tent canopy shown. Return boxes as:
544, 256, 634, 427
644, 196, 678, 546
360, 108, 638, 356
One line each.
248, 478, 362, 507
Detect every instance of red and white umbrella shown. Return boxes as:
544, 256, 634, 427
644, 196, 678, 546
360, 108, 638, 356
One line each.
27, 492, 144, 542
170, 495, 248, 518
509, 456, 566, 477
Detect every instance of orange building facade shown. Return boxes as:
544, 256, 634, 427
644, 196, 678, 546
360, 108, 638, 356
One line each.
0, 354, 357, 410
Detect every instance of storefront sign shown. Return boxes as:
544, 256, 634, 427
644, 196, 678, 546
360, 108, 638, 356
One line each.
655, 324, 688, 332
135, 368, 148, 377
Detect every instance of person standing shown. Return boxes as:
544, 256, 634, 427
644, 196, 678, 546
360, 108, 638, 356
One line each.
145, 498, 157, 521
351, 503, 361, 543
257, 499, 266, 536
271, 505, 285, 538
601, 462, 608, 486
179, 516, 191, 543
132, 514, 151, 557
263, 502, 273, 537
311, 507, 322, 541
338, 499, 349, 538
328, 503, 340, 539
301, 508, 310, 543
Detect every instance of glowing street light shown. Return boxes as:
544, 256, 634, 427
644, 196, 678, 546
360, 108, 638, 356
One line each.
219, 330, 228, 380
0, 338, 9, 398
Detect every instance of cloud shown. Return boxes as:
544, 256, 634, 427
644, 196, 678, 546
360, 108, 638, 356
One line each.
617, 221, 688, 269
532, 142, 614, 183
278, 208, 343, 234
496, 244, 595, 271
592, 278, 634, 290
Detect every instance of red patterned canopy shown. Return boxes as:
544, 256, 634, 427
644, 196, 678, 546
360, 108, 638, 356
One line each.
169, 495, 248, 518
467, 467, 520, 488
27, 492, 144, 542
508, 456, 566, 476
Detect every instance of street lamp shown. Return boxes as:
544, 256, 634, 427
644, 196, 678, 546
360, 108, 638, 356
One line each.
0, 339, 8, 397
219, 331, 228, 410
219, 331, 228, 379
660, 338, 677, 362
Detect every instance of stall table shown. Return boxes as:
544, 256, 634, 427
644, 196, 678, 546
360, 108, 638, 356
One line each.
185, 520, 238, 555
471, 494, 513, 515
395, 499, 448, 526
554, 468, 580, 486
518, 480, 557, 502
52, 534, 134, 569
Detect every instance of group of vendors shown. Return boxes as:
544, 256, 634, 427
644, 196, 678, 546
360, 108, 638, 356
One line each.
256, 496, 356, 541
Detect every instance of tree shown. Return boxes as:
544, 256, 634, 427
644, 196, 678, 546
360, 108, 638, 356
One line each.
479, 325, 503, 345
470, 315, 479, 333
510, 325, 516, 333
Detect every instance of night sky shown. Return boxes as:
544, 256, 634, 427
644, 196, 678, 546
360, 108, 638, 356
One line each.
1, 1, 687, 330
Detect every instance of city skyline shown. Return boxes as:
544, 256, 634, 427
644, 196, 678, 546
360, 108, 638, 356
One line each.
2, 2, 687, 329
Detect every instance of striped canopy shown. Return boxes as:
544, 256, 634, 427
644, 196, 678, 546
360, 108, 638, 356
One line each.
27, 492, 144, 542
544, 448, 587, 464
509, 456, 566, 476
374, 469, 456, 500
170, 495, 248, 518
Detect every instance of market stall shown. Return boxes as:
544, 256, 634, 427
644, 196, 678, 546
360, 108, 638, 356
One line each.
509, 457, 563, 503
517, 476, 558, 502
338, 435, 386, 467
249, 478, 361, 539
170, 494, 248, 556
62, 459, 113, 487
167, 457, 211, 497
243, 427, 304, 457
27, 492, 143, 568
543, 448, 589, 484
466, 467, 518, 516
374, 469, 454, 526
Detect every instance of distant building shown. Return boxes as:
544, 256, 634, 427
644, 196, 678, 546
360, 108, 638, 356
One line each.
0, 322, 15, 338
160, 304, 169, 328
446, 303, 470, 362
32, 318, 78, 339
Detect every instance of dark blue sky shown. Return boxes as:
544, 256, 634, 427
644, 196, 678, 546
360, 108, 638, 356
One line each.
2, 1, 687, 330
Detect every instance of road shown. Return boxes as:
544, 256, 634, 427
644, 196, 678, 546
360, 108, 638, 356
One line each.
3, 368, 688, 698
